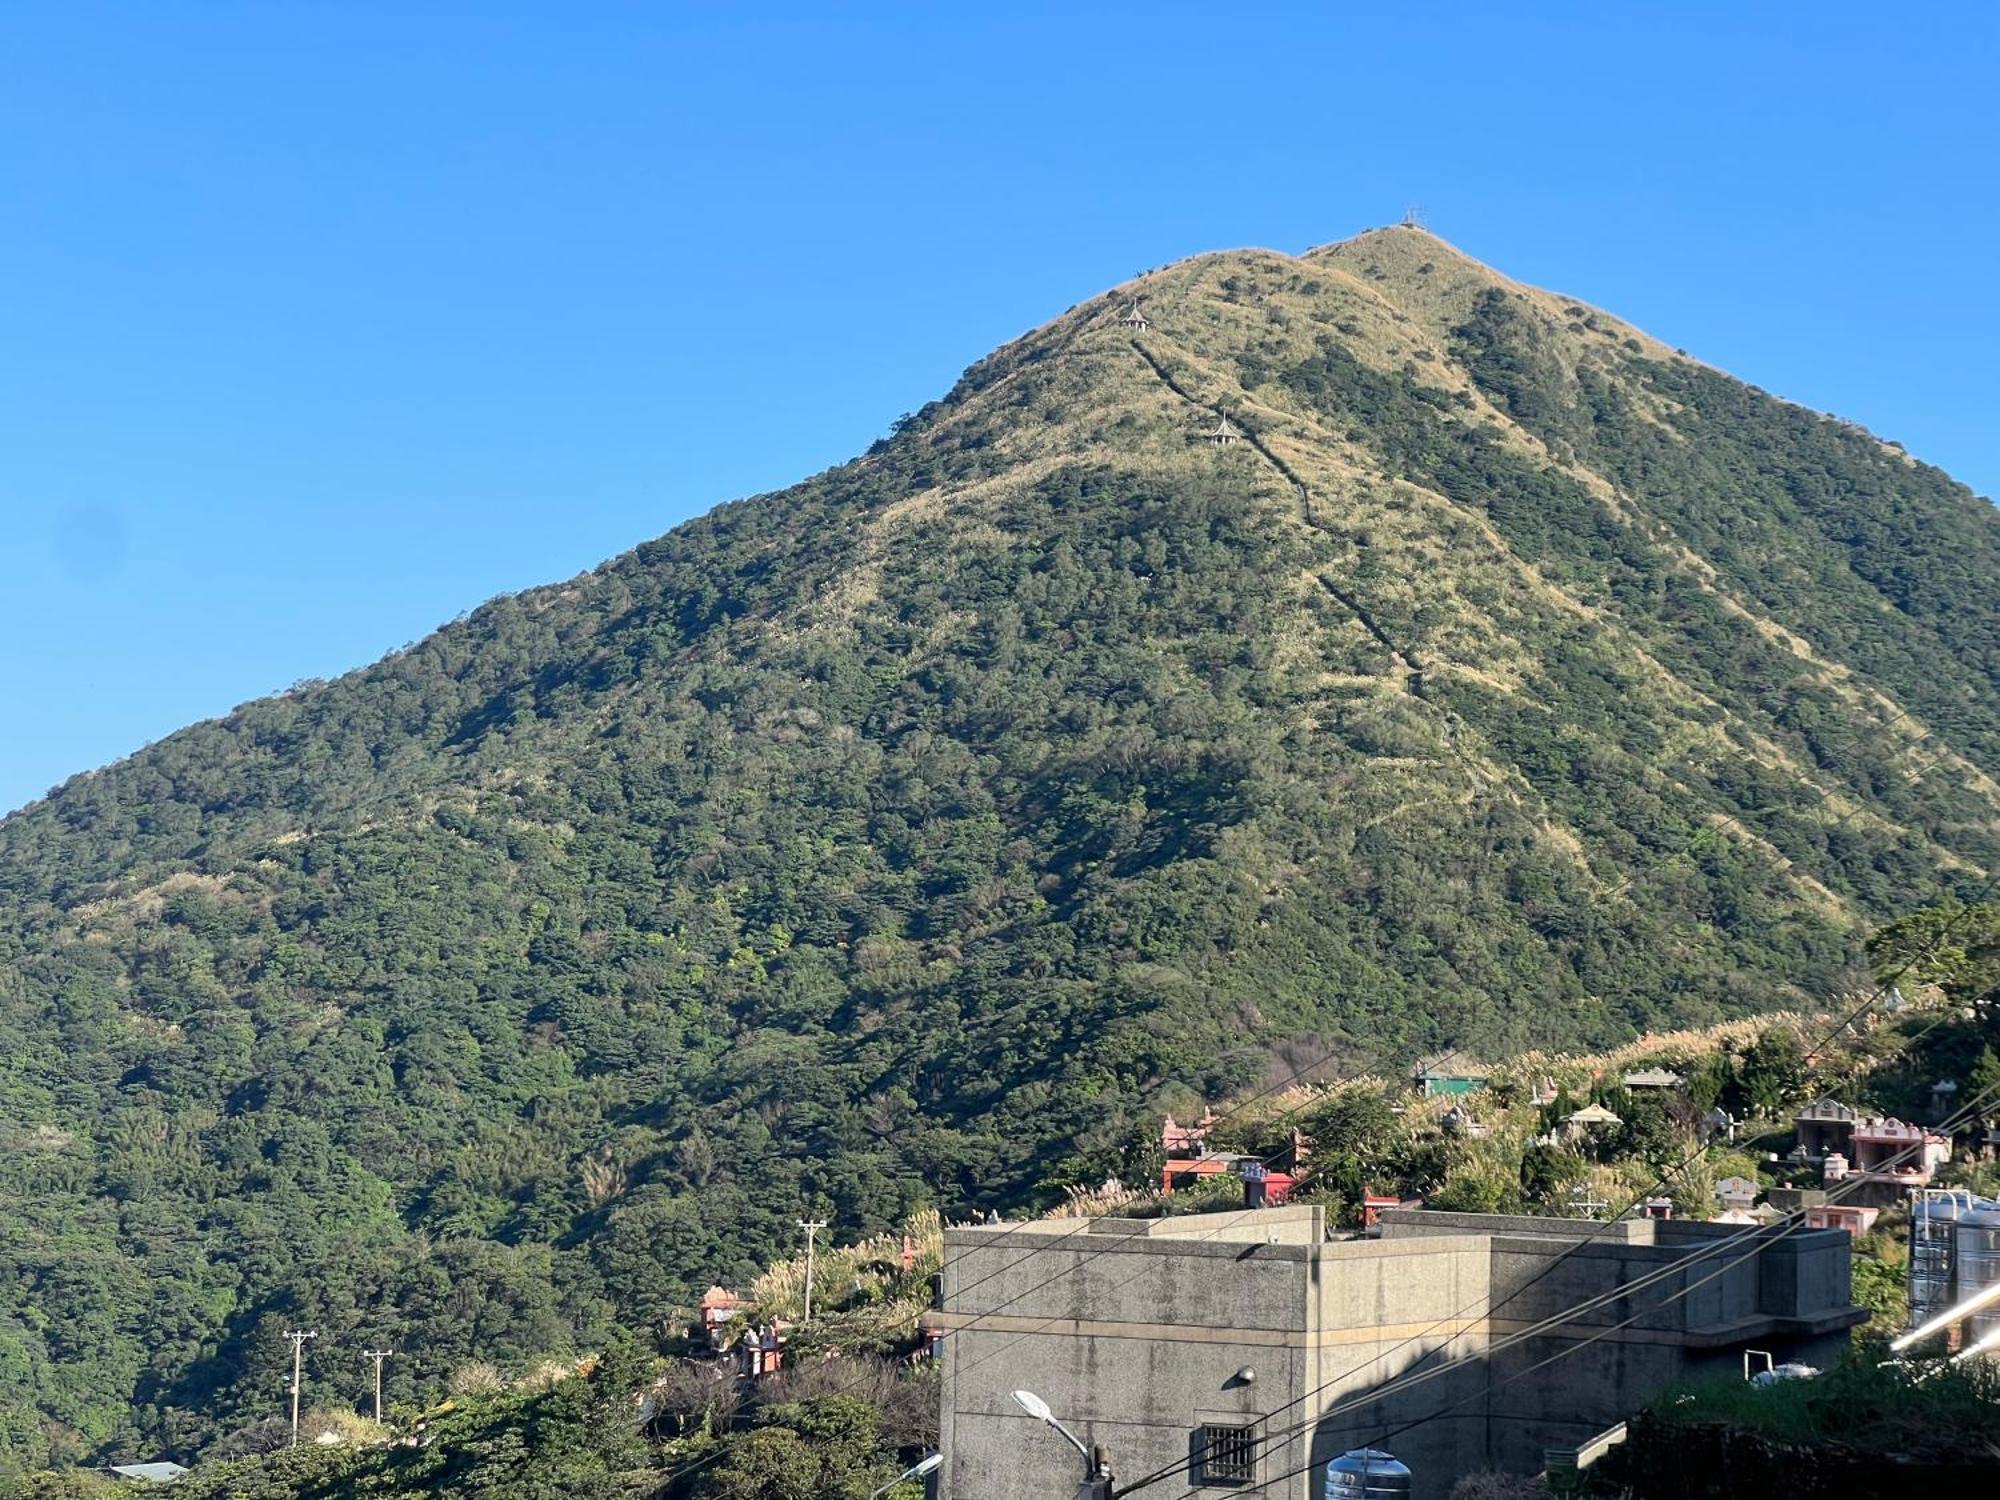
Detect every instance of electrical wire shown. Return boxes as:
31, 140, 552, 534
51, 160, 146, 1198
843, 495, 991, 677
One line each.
653, 1043, 1458, 1493
1212, 1073, 2000, 1500
667, 537, 1992, 1492
1109, 887, 1999, 1496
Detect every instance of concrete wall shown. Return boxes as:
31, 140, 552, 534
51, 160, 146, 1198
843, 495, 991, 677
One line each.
1369, 1214, 1865, 1487
936, 1208, 1865, 1500
1300, 1233, 1495, 1490
937, 1208, 1323, 1500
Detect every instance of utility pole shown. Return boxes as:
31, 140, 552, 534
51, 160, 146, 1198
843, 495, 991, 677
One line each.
284, 1329, 318, 1447
363, 1348, 394, 1423
1079, 1442, 1115, 1500
796, 1218, 827, 1322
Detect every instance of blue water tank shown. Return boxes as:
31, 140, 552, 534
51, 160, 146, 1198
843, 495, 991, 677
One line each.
1324, 1447, 1412, 1499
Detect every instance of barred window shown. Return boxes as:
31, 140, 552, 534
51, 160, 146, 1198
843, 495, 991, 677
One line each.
1195, 1423, 1257, 1485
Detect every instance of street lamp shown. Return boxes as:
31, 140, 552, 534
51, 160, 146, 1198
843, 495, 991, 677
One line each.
1013, 1387, 1093, 1468
868, 1451, 943, 1499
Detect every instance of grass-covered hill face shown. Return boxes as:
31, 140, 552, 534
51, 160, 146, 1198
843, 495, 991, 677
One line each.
2, 226, 1998, 1464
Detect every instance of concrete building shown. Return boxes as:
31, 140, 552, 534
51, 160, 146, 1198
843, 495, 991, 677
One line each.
103, 1462, 190, 1484
1556, 1102, 1621, 1145
1161, 1108, 1219, 1156
1809, 1116, 1952, 1206
934, 1205, 1862, 1500
699, 1285, 748, 1348
1932, 1078, 1960, 1122
1764, 1185, 1827, 1214
1159, 1112, 1303, 1204
1412, 1055, 1490, 1098
1714, 1176, 1760, 1216
1621, 1067, 1684, 1091
1803, 1202, 1880, 1237
1849, 1117, 1950, 1186
1793, 1097, 1857, 1161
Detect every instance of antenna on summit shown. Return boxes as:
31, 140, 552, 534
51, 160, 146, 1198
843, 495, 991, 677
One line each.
1402, 202, 1425, 230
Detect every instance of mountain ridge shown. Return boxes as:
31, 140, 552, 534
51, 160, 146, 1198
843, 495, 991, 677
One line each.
6, 226, 1968, 845
1, 227, 1998, 1465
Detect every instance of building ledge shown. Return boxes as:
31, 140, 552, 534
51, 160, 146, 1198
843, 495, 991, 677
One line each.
1681, 1304, 1870, 1349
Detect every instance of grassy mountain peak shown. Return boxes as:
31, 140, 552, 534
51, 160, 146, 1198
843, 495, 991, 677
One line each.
2, 227, 1998, 1466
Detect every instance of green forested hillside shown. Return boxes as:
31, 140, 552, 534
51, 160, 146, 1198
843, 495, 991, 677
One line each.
2, 225, 1998, 1466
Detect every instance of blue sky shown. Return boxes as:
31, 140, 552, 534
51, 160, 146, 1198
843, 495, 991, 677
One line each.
3, 2, 1995, 815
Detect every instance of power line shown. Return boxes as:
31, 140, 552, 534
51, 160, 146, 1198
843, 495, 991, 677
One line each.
923, 1037, 1447, 1317
1171, 1002, 2000, 1497
655, 1047, 1454, 1495
777, 757, 1992, 1500
941, 1054, 1469, 1389
713, 770, 1988, 1494
1112, 881, 1999, 1496
1212, 1071, 2000, 1500
664, 887, 1986, 1498
1117, 912, 1995, 1495
663, 481, 1990, 1494
1159, 1068, 2000, 1500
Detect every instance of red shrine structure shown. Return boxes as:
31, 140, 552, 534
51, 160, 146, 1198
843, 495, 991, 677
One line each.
1158, 1106, 1303, 1205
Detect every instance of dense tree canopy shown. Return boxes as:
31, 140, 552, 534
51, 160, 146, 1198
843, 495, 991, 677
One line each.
0, 226, 1997, 1466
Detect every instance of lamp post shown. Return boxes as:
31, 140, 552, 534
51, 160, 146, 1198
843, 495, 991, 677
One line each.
1013, 1390, 1112, 1497
868, 1451, 943, 1499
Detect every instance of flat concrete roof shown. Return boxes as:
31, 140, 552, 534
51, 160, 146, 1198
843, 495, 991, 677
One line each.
944, 1205, 1859, 1269
945, 1203, 1325, 1251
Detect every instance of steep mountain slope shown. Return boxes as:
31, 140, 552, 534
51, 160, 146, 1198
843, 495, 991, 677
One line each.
2, 226, 1998, 1464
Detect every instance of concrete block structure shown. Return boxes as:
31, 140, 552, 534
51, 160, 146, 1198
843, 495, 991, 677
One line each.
1842, 1117, 1951, 1205
934, 1205, 1863, 1500
1411, 1055, 1490, 1098
1793, 1097, 1857, 1160
1160, 1110, 1304, 1206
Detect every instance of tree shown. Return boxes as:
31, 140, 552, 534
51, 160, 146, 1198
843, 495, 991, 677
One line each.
1616, 1094, 1686, 1173
692, 1429, 827, 1500
1738, 1028, 1809, 1115
1431, 1154, 1515, 1214
0, 1477, 117, 1500
1295, 1088, 1407, 1224
1664, 1153, 1718, 1220
1850, 1254, 1906, 1329
1685, 1050, 1731, 1113
1867, 902, 2000, 1004
7, 232, 2000, 1462
693, 1396, 892, 1500
1969, 1047, 2000, 1124
1518, 1144, 1583, 1207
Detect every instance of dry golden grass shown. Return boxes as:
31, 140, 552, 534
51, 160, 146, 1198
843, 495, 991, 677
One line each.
738, 1208, 944, 1334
